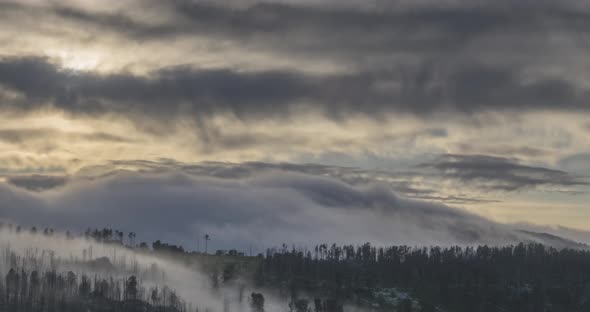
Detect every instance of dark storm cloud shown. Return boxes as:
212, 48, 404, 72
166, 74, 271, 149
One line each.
0, 57, 586, 121
418, 154, 589, 192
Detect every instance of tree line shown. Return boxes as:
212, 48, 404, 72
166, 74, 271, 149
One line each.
258, 242, 590, 311
0, 268, 191, 312
7, 222, 590, 311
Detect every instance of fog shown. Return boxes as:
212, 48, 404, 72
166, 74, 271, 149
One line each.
0, 229, 286, 312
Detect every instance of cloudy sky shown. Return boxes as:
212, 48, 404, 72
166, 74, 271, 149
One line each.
1, 0, 590, 249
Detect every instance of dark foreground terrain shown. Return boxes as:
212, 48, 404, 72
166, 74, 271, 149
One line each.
3, 227, 590, 311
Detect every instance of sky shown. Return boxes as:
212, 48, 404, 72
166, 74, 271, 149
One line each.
1, 0, 590, 250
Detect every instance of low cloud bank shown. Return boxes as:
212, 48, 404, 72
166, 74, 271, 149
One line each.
1, 167, 586, 250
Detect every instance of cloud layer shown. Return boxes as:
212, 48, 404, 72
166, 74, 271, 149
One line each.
417, 154, 589, 192
1, 0, 590, 241
0, 168, 522, 248
1, 0, 590, 121
1, 163, 589, 251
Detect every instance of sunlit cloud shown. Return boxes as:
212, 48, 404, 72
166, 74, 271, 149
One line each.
0, 0, 590, 239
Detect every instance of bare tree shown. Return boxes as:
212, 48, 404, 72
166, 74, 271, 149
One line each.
204, 234, 211, 254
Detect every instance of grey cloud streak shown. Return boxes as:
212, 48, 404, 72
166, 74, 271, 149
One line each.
0, 57, 313, 119
0, 57, 587, 123
0, 128, 134, 144
418, 154, 589, 192
6, 174, 68, 191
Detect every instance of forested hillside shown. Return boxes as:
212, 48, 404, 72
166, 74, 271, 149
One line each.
1, 269, 185, 312
0, 226, 214, 312
2, 224, 590, 311
258, 243, 590, 311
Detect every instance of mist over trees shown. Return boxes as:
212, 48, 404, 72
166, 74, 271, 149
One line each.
0, 224, 214, 312
2, 222, 590, 311
1, 269, 188, 312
